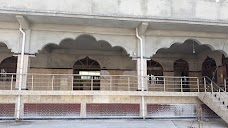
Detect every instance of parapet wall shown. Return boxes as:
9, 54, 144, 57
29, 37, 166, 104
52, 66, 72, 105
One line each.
0, 91, 218, 119
0, 0, 227, 22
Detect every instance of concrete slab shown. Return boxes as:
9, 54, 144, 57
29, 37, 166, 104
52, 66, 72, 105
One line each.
0, 119, 227, 128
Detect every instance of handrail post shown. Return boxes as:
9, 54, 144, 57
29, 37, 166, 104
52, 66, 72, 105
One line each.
72, 76, 74, 91
219, 88, 221, 100
163, 78, 166, 92
10, 75, 13, 90
91, 76, 93, 91
109, 77, 112, 91
31, 75, 34, 90
180, 78, 183, 92
204, 77, 207, 92
224, 79, 227, 92
225, 84, 227, 92
128, 77, 130, 91
211, 82, 213, 94
197, 78, 200, 92
52, 76, 54, 91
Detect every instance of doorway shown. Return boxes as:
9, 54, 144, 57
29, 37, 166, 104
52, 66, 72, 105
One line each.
73, 57, 101, 90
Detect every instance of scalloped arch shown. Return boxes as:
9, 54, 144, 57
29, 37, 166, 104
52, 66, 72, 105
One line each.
39, 43, 58, 53
73, 56, 101, 70
73, 55, 103, 68
39, 34, 130, 56
155, 38, 227, 57
0, 41, 13, 52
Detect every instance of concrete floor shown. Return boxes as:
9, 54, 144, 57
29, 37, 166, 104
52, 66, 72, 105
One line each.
0, 119, 227, 128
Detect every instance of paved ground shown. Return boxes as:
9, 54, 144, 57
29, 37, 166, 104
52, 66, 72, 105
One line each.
0, 119, 227, 128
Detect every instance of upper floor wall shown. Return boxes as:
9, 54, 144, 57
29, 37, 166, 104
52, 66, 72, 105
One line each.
0, 0, 228, 23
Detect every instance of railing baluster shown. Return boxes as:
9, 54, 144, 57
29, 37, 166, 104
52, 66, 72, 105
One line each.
224, 85, 227, 92
31, 75, 34, 90
204, 77, 207, 92
72, 76, 74, 91
52, 76, 54, 91
224, 79, 227, 92
180, 78, 183, 92
10, 75, 13, 90
91, 77, 93, 91
197, 78, 199, 92
211, 82, 213, 94
109, 77, 112, 91
128, 77, 130, 91
163, 78, 166, 92
219, 88, 221, 100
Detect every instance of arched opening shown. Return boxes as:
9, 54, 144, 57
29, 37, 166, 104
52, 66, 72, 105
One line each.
73, 56, 101, 90
202, 57, 217, 82
174, 59, 189, 77
222, 55, 228, 79
34, 34, 131, 71
222, 54, 228, 91
0, 56, 17, 81
32, 34, 136, 91
147, 59, 163, 76
151, 39, 228, 92
147, 59, 163, 84
174, 59, 189, 92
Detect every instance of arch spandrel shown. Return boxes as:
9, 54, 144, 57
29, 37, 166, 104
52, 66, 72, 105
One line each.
145, 37, 228, 58
0, 29, 20, 53
198, 51, 224, 68
30, 31, 78, 54
0, 42, 16, 65
30, 31, 136, 57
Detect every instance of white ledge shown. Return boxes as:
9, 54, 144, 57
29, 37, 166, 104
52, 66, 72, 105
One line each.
0, 90, 199, 97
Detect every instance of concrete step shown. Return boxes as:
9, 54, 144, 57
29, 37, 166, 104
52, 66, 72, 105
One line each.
220, 105, 228, 111
198, 92, 228, 124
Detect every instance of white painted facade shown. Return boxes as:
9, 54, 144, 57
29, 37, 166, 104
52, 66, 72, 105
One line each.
0, 0, 227, 122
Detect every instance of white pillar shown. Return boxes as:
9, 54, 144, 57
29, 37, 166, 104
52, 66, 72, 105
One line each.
136, 35, 147, 90
137, 58, 147, 90
80, 102, 86, 118
16, 55, 30, 89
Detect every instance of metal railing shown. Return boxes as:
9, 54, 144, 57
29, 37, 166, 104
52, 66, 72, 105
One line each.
0, 73, 17, 90
0, 73, 209, 92
26, 74, 139, 91
146, 76, 205, 92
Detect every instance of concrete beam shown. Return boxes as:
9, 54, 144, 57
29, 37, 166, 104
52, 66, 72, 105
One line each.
51, 49, 126, 56
16, 15, 30, 29
0, 90, 199, 96
138, 22, 148, 35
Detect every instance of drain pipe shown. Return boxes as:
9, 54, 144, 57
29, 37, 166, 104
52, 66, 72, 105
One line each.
16, 25, 26, 120
136, 28, 145, 119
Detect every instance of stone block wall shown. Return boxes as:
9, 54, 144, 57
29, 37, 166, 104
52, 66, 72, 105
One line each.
0, 94, 212, 118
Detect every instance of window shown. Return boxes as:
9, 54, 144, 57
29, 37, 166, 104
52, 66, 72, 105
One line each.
73, 57, 101, 90
79, 71, 100, 80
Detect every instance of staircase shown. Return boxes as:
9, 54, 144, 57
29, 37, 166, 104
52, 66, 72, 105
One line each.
198, 77, 228, 123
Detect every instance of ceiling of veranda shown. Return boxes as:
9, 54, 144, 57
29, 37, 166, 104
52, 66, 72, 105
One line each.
156, 40, 211, 55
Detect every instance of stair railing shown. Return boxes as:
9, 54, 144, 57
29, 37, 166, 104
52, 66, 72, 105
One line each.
204, 76, 228, 108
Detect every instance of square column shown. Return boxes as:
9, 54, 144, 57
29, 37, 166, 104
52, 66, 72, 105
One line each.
16, 55, 30, 89
137, 58, 148, 90
136, 34, 148, 90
